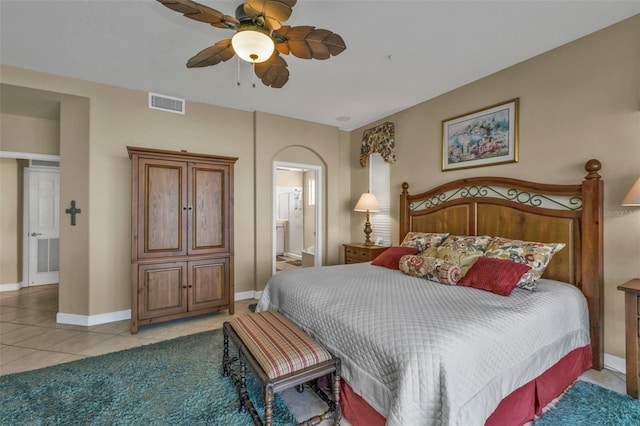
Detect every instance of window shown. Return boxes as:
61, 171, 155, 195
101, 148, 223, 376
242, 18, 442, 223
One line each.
369, 153, 391, 246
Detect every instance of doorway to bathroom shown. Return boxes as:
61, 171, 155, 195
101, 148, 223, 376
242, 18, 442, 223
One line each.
273, 162, 322, 274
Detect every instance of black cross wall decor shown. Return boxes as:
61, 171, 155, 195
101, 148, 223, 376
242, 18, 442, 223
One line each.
65, 200, 82, 226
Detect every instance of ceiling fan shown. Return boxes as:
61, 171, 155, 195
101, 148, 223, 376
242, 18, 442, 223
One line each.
157, 0, 346, 88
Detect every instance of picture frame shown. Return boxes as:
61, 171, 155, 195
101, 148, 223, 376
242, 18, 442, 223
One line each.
442, 98, 519, 171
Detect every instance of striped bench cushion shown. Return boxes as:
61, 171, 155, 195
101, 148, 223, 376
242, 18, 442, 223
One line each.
229, 311, 333, 380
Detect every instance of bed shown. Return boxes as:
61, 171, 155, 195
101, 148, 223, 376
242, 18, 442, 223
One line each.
257, 160, 604, 426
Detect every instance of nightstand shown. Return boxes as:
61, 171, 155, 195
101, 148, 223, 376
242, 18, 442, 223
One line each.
617, 278, 640, 399
343, 243, 388, 264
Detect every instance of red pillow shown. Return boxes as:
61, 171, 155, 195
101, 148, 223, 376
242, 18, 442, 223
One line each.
458, 257, 532, 296
371, 247, 419, 270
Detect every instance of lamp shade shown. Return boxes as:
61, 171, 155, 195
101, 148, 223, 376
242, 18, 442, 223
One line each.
354, 193, 380, 212
231, 27, 275, 63
622, 177, 640, 206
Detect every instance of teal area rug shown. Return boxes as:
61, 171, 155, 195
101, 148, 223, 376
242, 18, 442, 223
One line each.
0, 329, 296, 425
536, 380, 640, 425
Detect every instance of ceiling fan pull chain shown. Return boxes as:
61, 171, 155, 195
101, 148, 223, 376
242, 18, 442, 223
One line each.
252, 63, 256, 88
237, 56, 241, 86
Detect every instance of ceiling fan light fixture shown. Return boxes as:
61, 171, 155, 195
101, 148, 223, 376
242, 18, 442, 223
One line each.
232, 26, 275, 63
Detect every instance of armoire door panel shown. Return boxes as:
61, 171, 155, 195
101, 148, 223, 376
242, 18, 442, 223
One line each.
138, 262, 188, 320
138, 158, 188, 258
188, 258, 229, 311
188, 163, 229, 255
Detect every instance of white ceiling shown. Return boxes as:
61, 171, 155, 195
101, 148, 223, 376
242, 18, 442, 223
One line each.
1, 1, 639, 131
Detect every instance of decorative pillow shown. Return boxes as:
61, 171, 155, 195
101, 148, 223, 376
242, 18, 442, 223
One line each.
458, 257, 532, 296
398, 255, 462, 285
484, 237, 566, 291
371, 246, 419, 270
421, 246, 438, 258
400, 232, 449, 253
435, 235, 492, 276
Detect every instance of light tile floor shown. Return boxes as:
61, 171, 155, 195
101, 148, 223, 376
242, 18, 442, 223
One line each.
276, 255, 302, 273
0, 284, 628, 425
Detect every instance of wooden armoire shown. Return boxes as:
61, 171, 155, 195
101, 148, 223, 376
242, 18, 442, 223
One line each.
127, 146, 237, 334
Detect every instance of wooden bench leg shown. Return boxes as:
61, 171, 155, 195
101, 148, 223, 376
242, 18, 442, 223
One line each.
333, 369, 342, 425
223, 325, 247, 414
265, 384, 274, 426
238, 352, 248, 413
222, 330, 230, 376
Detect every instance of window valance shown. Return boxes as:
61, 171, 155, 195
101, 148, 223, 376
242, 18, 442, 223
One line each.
360, 122, 396, 167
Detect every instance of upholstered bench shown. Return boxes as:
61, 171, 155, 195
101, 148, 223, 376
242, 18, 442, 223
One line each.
223, 311, 341, 426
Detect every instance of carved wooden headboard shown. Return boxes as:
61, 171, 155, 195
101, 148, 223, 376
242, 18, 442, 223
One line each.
399, 160, 604, 369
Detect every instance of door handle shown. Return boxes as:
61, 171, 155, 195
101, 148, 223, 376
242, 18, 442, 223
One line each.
30, 232, 42, 237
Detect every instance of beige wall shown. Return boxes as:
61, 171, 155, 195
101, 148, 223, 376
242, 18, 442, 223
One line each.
350, 15, 640, 359
0, 65, 350, 319
1, 113, 59, 155
59, 97, 91, 315
0, 158, 19, 284
0, 158, 28, 285
255, 112, 349, 290
276, 169, 302, 187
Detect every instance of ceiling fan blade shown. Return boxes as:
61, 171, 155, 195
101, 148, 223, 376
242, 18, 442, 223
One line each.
244, 0, 297, 30
186, 39, 235, 68
157, 0, 239, 29
254, 53, 290, 88
275, 26, 346, 60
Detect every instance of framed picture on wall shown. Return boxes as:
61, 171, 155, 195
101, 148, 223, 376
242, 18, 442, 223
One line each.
442, 98, 519, 171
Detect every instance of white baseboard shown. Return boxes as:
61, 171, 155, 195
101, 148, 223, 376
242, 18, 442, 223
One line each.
604, 353, 626, 374
57, 309, 131, 327
0, 282, 22, 292
235, 290, 262, 301
55, 292, 262, 327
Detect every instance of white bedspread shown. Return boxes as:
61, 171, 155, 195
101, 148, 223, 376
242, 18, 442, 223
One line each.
256, 262, 590, 426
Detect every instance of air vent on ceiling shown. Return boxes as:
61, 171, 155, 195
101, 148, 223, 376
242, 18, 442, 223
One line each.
149, 93, 185, 114
30, 159, 60, 168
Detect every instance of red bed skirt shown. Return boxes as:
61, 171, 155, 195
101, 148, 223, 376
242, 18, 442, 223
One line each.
340, 344, 592, 426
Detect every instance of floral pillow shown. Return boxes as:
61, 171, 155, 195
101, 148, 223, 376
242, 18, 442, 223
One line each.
435, 235, 493, 276
400, 232, 449, 253
484, 237, 566, 291
398, 254, 462, 285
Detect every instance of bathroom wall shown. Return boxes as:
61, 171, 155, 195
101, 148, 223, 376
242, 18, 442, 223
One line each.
275, 169, 303, 257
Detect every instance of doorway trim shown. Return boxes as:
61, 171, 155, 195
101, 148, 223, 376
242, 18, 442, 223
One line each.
272, 161, 323, 275
0, 151, 60, 292
0, 151, 60, 162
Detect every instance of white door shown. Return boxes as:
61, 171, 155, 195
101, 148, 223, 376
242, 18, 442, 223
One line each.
27, 168, 60, 286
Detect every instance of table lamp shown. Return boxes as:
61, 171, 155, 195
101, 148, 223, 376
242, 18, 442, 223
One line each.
354, 193, 380, 245
622, 177, 640, 206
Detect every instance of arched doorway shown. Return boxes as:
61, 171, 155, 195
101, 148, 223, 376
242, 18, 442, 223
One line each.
272, 161, 322, 274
